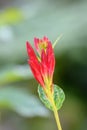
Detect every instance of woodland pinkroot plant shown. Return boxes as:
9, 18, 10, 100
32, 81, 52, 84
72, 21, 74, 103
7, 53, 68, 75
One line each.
26, 36, 65, 130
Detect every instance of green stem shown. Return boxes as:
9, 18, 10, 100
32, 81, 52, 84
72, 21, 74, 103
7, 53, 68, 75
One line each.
53, 104, 62, 130
46, 90, 62, 130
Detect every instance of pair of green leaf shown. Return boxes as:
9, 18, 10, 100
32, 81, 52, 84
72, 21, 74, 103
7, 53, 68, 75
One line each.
38, 84, 65, 111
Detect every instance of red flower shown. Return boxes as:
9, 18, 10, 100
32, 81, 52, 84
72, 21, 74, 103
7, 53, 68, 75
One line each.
34, 36, 50, 55
26, 37, 55, 92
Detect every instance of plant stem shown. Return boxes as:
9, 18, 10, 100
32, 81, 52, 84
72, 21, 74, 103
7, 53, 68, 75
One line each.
45, 89, 62, 130
53, 104, 62, 130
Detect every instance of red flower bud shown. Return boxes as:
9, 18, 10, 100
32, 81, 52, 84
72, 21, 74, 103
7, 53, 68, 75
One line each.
26, 37, 55, 92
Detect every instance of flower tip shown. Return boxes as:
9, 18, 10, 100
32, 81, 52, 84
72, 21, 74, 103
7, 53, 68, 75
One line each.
34, 37, 39, 50
26, 41, 33, 56
26, 41, 32, 50
26, 41, 29, 47
43, 36, 48, 41
34, 37, 37, 45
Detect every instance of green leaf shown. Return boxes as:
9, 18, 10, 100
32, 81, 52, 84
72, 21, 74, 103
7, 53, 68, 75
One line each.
38, 84, 65, 111
0, 87, 49, 117
38, 85, 53, 110
53, 84, 65, 110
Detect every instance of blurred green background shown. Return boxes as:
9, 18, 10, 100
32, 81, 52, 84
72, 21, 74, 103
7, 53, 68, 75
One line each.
0, 0, 87, 130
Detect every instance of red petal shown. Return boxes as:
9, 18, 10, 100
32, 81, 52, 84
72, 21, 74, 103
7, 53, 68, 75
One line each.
34, 37, 39, 51
46, 42, 55, 77
26, 41, 37, 60
29, 60, 44, 87
41, 50, 48, 77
